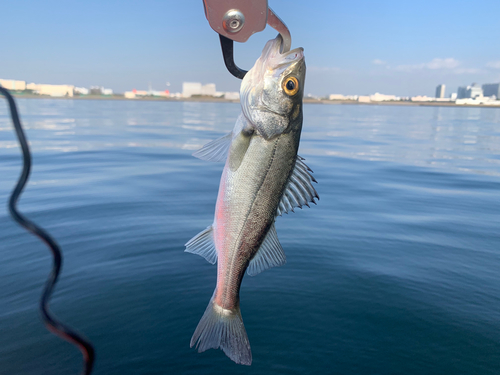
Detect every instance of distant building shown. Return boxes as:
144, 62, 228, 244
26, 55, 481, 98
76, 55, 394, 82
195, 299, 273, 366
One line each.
435, 84, 445, 98
182, 82, 202, 97
357, 96, 371, 103
182, 82, 218, 97
468, 83, 483, 98
457, 86, 467, 99
224, 92, 240, 100
0, 79, 26, 91
450, 93, 457, 100
74, 87, 89, 95
151, 90, 169, 97
102, 88, 113, 96
27, 83, 74, 97
90, 86, 102, 95
201, 83, 216, 96
455, 97, 500, 105
482, 83, 500, 98
370, 93, 398, 102
329, 94, 345, 100
410, 95, 433, 102
457, 83, 483, 99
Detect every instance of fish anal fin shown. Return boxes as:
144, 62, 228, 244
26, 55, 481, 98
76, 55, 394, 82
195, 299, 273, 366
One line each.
185, 226, 217, 264
247, 223, 285, 276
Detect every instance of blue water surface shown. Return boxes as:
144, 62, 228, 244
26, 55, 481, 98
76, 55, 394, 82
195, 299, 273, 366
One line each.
0, 99, 499, 374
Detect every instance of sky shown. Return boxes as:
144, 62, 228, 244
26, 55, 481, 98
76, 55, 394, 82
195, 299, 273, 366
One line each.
2, 0, 500, 97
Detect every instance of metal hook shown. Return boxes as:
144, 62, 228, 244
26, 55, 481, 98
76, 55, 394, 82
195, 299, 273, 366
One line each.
216, 6, 292, 80
219, 34, 248, 79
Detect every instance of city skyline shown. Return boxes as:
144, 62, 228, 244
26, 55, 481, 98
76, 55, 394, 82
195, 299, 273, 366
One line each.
2, 74, 499, 102
2, 0, 500, 97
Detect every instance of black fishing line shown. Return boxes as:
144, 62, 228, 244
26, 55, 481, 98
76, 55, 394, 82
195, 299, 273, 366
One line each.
0, 86, 95, 375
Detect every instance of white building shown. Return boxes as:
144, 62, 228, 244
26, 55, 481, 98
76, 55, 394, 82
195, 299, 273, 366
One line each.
201, 83, 216, 96
456, 97, 500, 105
27, 83, 74, 97
224, 92, 240, 100
0, 79, 26, 91
358, 96, 371, 103
74, 87, 89, 95
370, 93, 398, 102
410, 95, 433, 102
182, 82, 202, 97
329, 94, 345, 100
182, 82, 218, 97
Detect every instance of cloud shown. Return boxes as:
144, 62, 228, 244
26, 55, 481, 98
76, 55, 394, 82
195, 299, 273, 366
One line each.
486, 61, 500, 69
372, 59, 386, 65
395, 58, 460, 72
426, 58, 461, 69
392, 58, 482, 74
453, 68, 481, 74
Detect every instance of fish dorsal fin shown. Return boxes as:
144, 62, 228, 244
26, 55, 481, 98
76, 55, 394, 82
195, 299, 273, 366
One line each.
192, 132, 232, 162
247, 223, 286, 276
185, 226, 217, 264
277, 156, 319, 216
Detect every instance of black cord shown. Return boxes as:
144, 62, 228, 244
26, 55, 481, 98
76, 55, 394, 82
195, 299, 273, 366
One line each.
0, 86, 95, 374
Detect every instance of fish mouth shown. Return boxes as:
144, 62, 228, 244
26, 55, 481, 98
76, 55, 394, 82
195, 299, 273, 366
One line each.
265, 34, 304, 66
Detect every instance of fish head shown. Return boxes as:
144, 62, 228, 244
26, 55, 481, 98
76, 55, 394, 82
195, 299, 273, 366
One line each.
240, 35, 305, 139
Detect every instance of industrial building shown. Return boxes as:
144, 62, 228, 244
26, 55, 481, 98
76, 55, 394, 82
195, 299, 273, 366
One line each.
482, 83, 500, 98
457, 83, 483, 99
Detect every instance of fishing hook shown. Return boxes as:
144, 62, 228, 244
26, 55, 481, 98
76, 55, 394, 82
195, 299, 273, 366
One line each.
0, 86, 95, 375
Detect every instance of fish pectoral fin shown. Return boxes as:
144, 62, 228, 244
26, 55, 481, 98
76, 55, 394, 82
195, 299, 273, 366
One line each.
277, 156, 319, 216
247, 223, 286, 276
185, 226, 217, 264
192, 132, 232, 162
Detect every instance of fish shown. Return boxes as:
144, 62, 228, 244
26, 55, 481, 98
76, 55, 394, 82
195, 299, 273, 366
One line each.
185, 34, 318, 365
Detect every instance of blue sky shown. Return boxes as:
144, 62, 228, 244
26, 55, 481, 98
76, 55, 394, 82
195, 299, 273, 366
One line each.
2, 0, 499, 96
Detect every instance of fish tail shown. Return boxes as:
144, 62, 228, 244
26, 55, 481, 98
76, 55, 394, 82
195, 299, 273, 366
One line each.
190, 294, 252, 365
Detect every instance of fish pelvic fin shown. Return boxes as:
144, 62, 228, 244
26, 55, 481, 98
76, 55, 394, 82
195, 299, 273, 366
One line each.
185, 226, 217, 264
190, 294, 252, 365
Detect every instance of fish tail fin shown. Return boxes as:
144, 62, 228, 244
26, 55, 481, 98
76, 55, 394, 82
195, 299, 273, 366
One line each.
190, 294, 252, 365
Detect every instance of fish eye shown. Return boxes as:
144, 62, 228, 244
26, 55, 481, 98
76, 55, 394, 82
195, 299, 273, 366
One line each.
283, 77, 299, 96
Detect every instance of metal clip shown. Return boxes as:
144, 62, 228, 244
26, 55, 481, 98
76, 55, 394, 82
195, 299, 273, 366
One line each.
203, 1, 292, 79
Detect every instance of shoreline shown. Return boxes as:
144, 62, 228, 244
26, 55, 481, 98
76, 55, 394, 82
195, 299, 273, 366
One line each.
11, 94, 500, 108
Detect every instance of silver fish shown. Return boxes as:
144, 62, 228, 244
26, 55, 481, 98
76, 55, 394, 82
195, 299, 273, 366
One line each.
185, 35, 318, 365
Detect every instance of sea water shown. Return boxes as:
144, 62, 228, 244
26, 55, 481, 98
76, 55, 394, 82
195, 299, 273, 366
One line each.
0, 99, 499, 374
